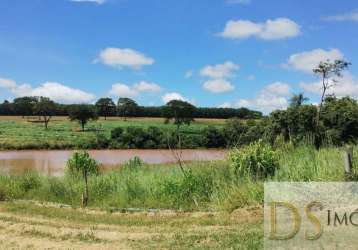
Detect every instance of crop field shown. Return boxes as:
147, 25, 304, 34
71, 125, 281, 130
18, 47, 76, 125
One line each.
0, 116, 225, 150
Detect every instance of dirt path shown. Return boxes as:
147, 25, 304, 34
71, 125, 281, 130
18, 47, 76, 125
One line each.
0, 202, 263, 250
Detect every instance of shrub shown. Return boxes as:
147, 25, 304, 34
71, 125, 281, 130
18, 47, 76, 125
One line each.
66, 151, 99, 177
229, 140, 279, 180
203, 126, 226, 148
123, 156, 143, 171
111, 127, 124, 140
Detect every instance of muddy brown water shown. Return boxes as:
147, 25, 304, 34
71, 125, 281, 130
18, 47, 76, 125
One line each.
0, 149, 227, 176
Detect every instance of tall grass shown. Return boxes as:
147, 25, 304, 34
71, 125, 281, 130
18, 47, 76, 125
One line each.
0, 145, 356, 211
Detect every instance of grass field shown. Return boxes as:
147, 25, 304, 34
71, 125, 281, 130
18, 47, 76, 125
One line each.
0, 116, 225, 150
0, 201, 262, 249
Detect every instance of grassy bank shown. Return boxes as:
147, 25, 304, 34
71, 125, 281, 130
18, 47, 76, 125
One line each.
0, 145, 355, 211
0, 116, 225, 150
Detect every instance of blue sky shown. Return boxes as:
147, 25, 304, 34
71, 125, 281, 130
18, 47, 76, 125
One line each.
0, 0, 358, 113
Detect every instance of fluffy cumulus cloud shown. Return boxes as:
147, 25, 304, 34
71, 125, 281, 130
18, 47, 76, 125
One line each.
203, 79, 235, 93
286, 48, 344, 73
237, 82, 291, 113
323, 10, 358, 22
300, 73, 358, 99
0, 77, 95, 104
109, 81, 162, 98
95, 48, 154, 70
70, 0, 106, 4
220, 18, 300, 40
199, 61, 238, 94
200, 61, 239, 79
162, 92, 187, 103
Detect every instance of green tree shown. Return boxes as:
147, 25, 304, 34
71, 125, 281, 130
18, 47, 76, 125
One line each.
33, 97, 57, 129
320, 96, 358, 145
13, 96, 38, 118
117, 98, 138, 121
289, 93, 309, 107
66, 151, 99, 207
69, 104, 98, 132
162, 100, 196, 130
95, 97, 116, 120
313, 59, 350, 123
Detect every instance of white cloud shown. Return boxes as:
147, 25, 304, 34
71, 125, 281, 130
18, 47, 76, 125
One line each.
31, 82, 95, 104
109, 81, 162, 98
185, 70, 193, 78
226, 0, 251, 5
220, 18, 300, 40
203, 79, 235, 93
286, 48, 344, 73
109, 83, 137, 98
219, 102, 232, 108
133, 81, 162, 92
200, 61, 239, 79
0, 78, 17, 89
95, 48, 154, 70
300, 73, 358, 99
162, 92, 187, 103
70, 0, 106, 4
237, 82, 291, 113
324, 10, 358, 22
0, 78, 95, 104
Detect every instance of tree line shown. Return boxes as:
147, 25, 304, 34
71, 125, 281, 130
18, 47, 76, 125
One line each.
0, 96, 262, 120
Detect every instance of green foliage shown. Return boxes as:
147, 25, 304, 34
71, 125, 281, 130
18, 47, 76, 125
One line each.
117, 98, 138, 120
69, 105, 98, 132
123, 156, 143, 171
95, 98, 116, 119
162, 100, 196, 128
66, 151, 99, 177
229, 140, 279, 179
33, 97, 57, 129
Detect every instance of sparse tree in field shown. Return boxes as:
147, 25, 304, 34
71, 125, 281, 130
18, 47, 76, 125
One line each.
95, 98, 116, 120
69, 104, 98, 132
163, 100, 196, 176
33, 97, 57, 129
66, 151, 99, 208
13, 96, 38, 118
313, 59, 350, 123
162, 100, 196, 131
117, 98, 138, 121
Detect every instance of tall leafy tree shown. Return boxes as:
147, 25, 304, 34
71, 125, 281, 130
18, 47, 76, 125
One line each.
162, 100, 196, 130
69, 104, 98, 132
117, 98, 138, 121
313, 59, 350, 122
33, 97, 57, 129
13, 96, 38, 118
0, 100, 13, 115
95, 97, 116, 120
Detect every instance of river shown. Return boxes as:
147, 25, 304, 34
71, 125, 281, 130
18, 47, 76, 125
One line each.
0, 149, 227, 176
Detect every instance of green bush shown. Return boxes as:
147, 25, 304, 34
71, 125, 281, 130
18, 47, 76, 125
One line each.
66, 151, 99, 177
229, 140, 279, 179
203, 126, 225, 148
